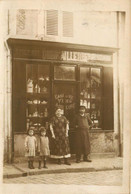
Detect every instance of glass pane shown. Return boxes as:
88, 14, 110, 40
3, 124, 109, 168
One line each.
26, 64, 37, 93
80, 67, 90, 110
91, 68, 101, 128
54, 65, 75, 80
54, 83, 76, 127
38, 65, 50, 94
91, 68, 101, 88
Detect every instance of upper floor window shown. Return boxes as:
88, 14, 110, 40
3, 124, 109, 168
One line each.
46, 10, 74, 38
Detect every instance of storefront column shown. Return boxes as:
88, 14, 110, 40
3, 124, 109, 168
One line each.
116, 11, 125, 157
113, 52, 119, 156
4, 41, 13, 163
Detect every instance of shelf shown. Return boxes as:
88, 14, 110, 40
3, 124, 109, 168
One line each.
27, 92, 49, 95
27, 103, 48, 105
80, 97, 90, 100
27, 116, 48, 119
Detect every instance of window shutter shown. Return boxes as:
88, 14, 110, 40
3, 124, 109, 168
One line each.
63, 11, 73, 37
46, 10, 58, 36
13, 61, 26, 132
102, 67, 114, 130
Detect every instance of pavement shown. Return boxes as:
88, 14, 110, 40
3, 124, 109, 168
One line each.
3, 156, 123, 179
3, 170, 123, 185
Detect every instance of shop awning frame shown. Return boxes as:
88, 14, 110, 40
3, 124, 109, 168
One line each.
7, 38, 119, 55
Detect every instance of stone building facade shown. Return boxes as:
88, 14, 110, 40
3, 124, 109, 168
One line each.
0, 0, 129, 163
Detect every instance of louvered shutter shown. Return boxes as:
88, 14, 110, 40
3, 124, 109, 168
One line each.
46, 10, 58, 36
63, 11, 73, 37
102, 67, 114, 130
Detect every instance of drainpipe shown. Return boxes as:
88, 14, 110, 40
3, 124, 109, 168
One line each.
116, 11, 123, 157
4, 40, 13, 163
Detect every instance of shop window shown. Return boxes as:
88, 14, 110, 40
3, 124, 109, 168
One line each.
54, 65, 76, 80
26, 64, 50, 132
80, 67, 102, 129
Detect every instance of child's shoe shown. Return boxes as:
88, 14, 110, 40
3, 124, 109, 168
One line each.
43, 160, 48, 169
38, 161, 41, 169
28, 161, 31, 169
30, 161, 35, 169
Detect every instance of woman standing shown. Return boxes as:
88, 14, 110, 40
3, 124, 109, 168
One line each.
49, 108, 71, 165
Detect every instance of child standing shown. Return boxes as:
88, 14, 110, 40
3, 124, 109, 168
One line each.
37, 127, 50, 169
25, 127, 37, 169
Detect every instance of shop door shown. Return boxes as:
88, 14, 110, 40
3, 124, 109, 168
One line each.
53, 83, 77, 128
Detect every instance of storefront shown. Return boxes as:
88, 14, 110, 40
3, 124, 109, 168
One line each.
7, 38, 117, 159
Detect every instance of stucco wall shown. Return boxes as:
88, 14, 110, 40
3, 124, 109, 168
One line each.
8, 9, 118, 47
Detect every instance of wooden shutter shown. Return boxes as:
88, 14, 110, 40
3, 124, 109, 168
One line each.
63, 11, 73, 37
46, 10, 58, 36
12, 61, 26, 132
102, 67, 114, 130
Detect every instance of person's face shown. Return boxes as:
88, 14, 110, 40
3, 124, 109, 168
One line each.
29, 129, 34, 136
55, 109, 62, 117
79, 108, 85, 114
41, 131, 46, 136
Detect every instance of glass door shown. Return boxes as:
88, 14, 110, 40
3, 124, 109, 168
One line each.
53, 83, 76, 128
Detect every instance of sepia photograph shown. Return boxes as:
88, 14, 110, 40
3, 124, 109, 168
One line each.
0, 0, 130, 193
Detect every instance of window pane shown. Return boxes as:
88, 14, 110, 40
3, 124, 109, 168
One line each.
54, 65, 75, 80
91, 68, 101, 128
80, 67, 90, 109
91, 68, 101, 88
80, 67, 102, 129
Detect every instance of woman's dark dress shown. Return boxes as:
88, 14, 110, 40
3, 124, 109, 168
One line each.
50, 115, 70, 158
74, 113, 92, 157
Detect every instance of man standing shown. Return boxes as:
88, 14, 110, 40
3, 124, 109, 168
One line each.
74, 106, 93, 163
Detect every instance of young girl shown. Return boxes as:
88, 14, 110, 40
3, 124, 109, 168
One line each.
25, 127, 37, 169
37, 126, 50, 169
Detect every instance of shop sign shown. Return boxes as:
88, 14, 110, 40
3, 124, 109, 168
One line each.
42, 50, 112, 62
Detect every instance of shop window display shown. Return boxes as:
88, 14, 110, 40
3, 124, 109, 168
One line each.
80, 67, 102, 129
26, 64, 50, 132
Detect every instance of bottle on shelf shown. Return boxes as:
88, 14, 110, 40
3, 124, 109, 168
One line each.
27, 79, 33, 93
34, 84, 38, 93
44, 108, 48, 118
41, 86, 47, 94
80, 99, 83, 106
34, 84, 40, 93
87, 101, 90, 109
26, 119, 30, 130
83, 100, 87, 109
38, 85, 40, 93
84, 91, 88, 98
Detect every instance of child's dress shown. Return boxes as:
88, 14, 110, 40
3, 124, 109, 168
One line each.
25, 136, 37, 157
38, 136, 50, 156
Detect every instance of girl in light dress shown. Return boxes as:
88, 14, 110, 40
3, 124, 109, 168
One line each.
37, 127, 50, 169
25, 127, 37, 169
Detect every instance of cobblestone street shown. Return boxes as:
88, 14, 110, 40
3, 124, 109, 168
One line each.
3, 170, 122, 186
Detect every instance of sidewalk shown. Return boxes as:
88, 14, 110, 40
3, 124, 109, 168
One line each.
3, 157, 123, 179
